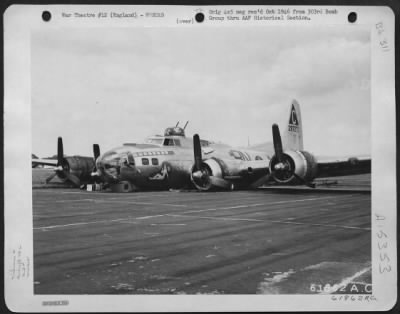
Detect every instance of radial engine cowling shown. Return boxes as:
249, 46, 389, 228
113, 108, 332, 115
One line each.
58, 156, 95, 181
269, 150, 318, 184
190, 158, 224, 191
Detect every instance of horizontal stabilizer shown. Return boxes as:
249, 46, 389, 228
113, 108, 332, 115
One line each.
317, 157, 371, 177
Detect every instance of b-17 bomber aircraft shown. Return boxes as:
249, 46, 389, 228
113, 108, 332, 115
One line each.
93, 100, 371, 192
32, 137, 101, 187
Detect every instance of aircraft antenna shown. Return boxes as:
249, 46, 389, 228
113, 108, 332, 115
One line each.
175, 121, 180, 127
183, 121, 189, 130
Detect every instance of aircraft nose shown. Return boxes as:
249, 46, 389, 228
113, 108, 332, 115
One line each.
96, 150, 121, 181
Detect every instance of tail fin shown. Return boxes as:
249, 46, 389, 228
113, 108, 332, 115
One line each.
283, 99, 303, 151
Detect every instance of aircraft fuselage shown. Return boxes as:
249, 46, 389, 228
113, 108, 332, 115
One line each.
96, 134, 271, 191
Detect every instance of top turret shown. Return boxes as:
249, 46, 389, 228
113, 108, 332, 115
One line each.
164, 127, 186, 137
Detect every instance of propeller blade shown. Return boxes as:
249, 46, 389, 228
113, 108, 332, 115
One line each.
293, 173, 316, 188
65, 172, 81, 187
209, 176, 232, 190
250, 172, 272, 189
272, 124, 284, 163
91, 144, 101, 182
57, 137, 64, 165
193, 134, 202, 171
93, 144, 100, 161
45, 172, 57, 184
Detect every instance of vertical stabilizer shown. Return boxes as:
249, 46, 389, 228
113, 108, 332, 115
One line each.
283, 99, 303, 151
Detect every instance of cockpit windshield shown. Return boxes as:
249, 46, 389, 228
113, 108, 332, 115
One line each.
144, 137, 182, 146
163, 138, 181, 146
144, 138, 164, 145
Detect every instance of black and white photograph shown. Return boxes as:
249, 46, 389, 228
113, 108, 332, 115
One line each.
4, 5, 397, 312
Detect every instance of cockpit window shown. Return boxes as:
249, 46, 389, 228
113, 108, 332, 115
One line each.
145, 138, 164, 145
163, 138, 173, 146
231, 151, 243, 160
163, 138, 181, 146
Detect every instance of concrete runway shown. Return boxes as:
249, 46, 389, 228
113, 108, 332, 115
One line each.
33, 188, 371, 294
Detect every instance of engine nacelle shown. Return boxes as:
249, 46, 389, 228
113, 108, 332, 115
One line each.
269, 150, 318, 184
190, 158, 224, 191
57, 156, 95, 181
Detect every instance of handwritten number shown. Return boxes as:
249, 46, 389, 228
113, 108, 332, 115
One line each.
379, 252, 390, 262
379, 264, 391, 273
377, 230, 387, 238
375, 214, 385, 221
375, 22, 384, 34
378, 241, 388, 250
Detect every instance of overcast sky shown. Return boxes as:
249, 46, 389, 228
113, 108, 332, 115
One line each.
31, 25, 370, 157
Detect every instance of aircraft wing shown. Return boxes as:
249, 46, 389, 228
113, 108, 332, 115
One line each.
32, 158, 58, 167
316, 156, 371, 178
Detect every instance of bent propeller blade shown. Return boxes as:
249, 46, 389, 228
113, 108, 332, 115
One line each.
65, 173, 81, 187
250, 172, 272, 189
293, 173, 316, 188
45, 172, 58, 184
209, 176, 231, 190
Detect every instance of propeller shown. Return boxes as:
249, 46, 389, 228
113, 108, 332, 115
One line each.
250, 124, 284, 188
252, 124, 316, 188
270, 124, 315, 188
45, 137, 81, 187
46, 137, 65, 184
91, 144, 101, 178
192, 134, 231, 190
